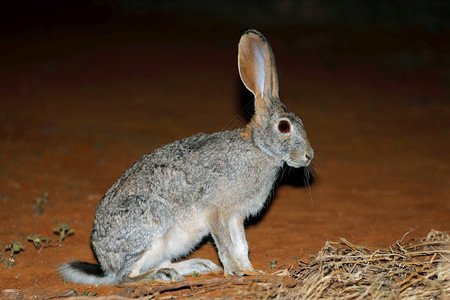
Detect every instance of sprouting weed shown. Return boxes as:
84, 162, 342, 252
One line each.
4, 241, 25, 254
53, 223, 75, 245
27, 234, 51, 249
269, 259, 277, 269
33, 192, 48, 215
3, 241, 25, 268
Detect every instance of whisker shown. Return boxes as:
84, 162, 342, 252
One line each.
309, 162, 318, 177
304, 166, 314, 206
288, 165, 294, 178
279, 164, 288, 182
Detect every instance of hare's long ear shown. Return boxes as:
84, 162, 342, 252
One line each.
238, 29, 279, 124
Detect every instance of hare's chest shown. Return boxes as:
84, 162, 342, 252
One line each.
245, 183, 275, 216
243, 165, 281, 217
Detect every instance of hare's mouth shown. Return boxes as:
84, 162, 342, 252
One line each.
286, 159, 311, 168
287, 149, 313, 168
286, 160, 302, 168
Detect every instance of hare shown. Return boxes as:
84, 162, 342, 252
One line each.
60, 29, 314, 285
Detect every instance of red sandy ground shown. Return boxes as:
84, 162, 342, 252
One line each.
0, 22, 449, 298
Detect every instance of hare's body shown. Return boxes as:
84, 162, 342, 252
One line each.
92, 130, 281, 283
61, 29, 314, 285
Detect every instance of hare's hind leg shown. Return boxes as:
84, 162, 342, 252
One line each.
120, 240, 184, 283
120, 254, 184, 284
169, 258, 221, 276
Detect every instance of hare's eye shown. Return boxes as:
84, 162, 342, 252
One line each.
278, 120, 290, 133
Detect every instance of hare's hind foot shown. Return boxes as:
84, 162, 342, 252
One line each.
122, 268, 185, 284
171, 258, 222, 276
120, 258, 221, 285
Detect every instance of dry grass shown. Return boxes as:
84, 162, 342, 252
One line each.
286, 229, 449, 299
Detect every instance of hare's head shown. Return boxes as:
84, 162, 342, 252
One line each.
238, 29, 314, 168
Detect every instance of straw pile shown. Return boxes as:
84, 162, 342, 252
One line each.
286, 229, 449, 299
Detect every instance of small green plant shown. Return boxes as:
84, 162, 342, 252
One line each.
33, 192, 48, 215
27, 234, 51, 249
53, 223, 75, 245
3, 241, 25, 268
293, 256, 298, 262
193, 271, 199, 277
72, 289, 97, 297
269, 259, 277, 269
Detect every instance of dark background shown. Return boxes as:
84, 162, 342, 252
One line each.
1, 1, 449, 64
1, 0, 449, 32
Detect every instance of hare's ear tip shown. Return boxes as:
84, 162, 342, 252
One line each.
240, 28, 266, 40
241, 28, 258, 35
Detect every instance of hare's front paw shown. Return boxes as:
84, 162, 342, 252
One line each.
242, 268, 264, 276
225, 268, 264, 277
225, 268, 245, 277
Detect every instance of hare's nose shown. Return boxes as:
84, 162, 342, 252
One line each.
305, 148, 314, 164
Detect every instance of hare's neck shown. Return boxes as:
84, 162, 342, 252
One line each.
256, 141, 285, 170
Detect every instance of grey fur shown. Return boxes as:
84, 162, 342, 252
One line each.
60, 29, 314, 285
